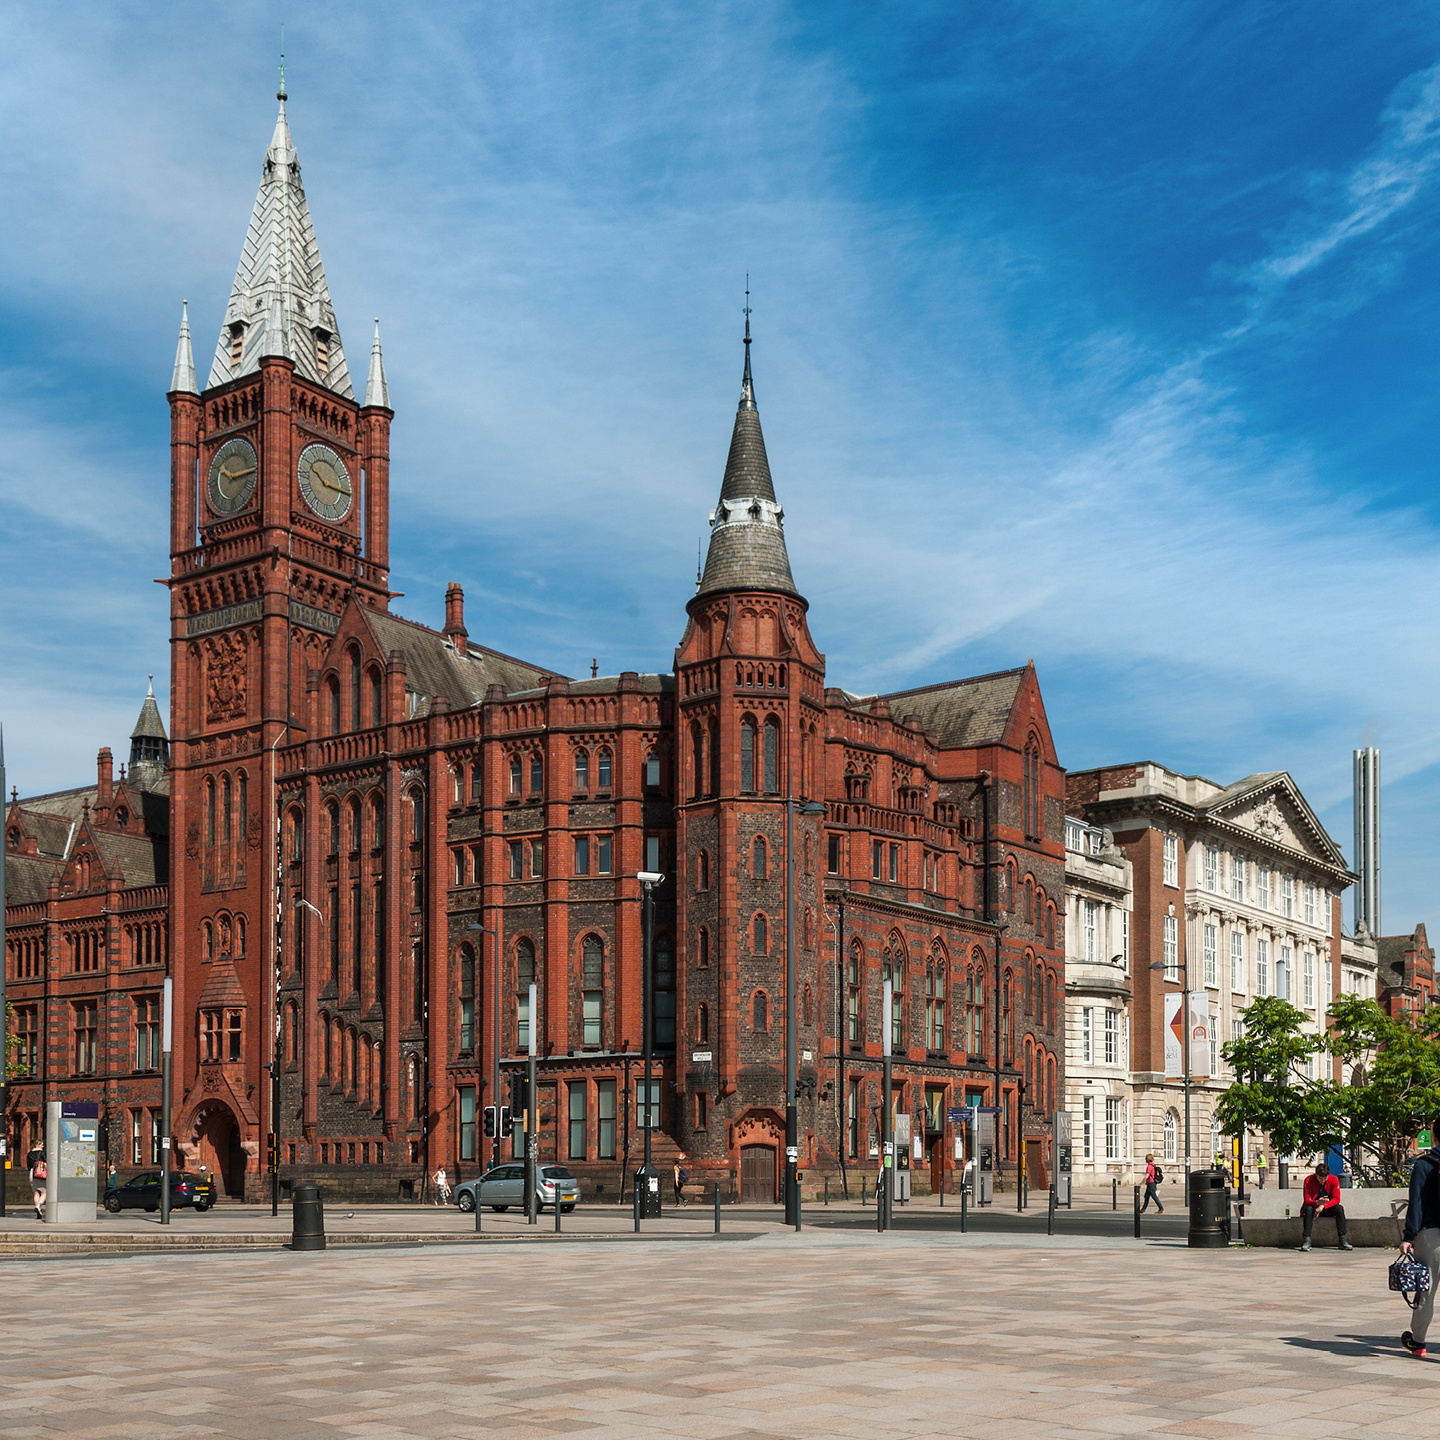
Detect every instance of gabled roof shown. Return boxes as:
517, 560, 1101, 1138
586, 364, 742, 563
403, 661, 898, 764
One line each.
1197, 771, 1347, 870
876, 668, 1028, 749
92, 831, 167, 889
198, 957, 248, 1010
362, 609, 554, 709
206, 90, 353, 398
5, 854, 59, 905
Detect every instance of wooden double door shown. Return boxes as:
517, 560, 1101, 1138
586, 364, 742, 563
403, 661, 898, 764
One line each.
740, 1144, 777, 1203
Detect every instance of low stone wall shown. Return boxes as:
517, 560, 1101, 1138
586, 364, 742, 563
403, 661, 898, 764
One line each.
1241, 1187, 1408, 1248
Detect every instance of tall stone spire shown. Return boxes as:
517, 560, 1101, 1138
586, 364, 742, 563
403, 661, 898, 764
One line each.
364, 319, 390, 408
207, 83, 353, 397
128, 675, 169, 788
694, 314, 800, 603
170, 301, 197, 394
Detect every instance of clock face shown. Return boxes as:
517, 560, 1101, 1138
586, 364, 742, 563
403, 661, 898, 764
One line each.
206, 438, 258, 516
297, 443, 353, 521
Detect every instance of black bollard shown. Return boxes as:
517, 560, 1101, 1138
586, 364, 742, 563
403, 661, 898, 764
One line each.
633, 1185, 640, 1233
555, 1196, 561, 1233
291, 1182, 326, 1252
796, 1185, 802, 1233
824, 1177, 829, 1206
940, 1171, 945, 1207
1113, 1177, 1117, 1211
1048, 1184, 1056, 1236
861, 1174, 867, 1206
961, 1176, 968, 1234
1133, 1183, 1141, 1239
714, 1186, 721, 1234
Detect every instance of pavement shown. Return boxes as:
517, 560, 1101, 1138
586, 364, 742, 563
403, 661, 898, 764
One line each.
0, 1195, 1431, 1438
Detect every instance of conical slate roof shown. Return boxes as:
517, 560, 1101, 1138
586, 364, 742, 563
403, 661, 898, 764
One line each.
130, 677, 168, 741
364, 319, 390, 408
170, 301, 197, 394
694, 329, 801, 603
206, 88, 354, 398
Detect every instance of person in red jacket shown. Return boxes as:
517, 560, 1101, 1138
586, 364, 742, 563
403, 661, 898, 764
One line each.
1300, 1161, 1353, 1252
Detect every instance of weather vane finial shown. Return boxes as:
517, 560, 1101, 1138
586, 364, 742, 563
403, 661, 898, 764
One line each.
278, 25, 287, 102
743, 273, 751, 345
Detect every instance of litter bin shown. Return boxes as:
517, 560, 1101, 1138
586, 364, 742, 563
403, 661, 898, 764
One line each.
1187, 1169, 1229, 1249
291, 1182, 326, 1251
634, 1164, 662, 1219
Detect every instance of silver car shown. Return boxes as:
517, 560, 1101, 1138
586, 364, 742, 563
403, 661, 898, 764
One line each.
455, 1162, 580, 1213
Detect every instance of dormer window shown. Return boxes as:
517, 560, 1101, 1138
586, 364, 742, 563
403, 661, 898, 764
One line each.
315, 330, 330, 373
229, 324, 244, 368
7, 827, 18, 849
115, 808, 128, 829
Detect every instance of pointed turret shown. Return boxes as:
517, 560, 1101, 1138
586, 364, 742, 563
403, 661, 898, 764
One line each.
170, 301, 198, 394
207, 85, 353, 397
128, 675, 169, 788
364, 318, 390, 408
694, 316, 801, 604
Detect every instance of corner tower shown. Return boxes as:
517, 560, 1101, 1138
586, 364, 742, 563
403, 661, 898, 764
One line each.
165, 80, 393, 1194
673, 316, 828, 1189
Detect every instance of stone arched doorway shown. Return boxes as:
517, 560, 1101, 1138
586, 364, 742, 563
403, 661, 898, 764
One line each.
192, 1101, 246, 1198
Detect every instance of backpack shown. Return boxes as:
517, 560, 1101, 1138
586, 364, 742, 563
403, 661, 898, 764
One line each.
33, 1160, 47, 1181
677, 1168, 689, 1185
1152, 1165, 1164, 1184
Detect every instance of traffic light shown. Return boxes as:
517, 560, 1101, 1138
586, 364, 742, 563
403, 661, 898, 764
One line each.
499, 1106, 514, 1139
483, 1105, 498, 1140
509, 1072, 530, 1126
266, 1133, 279, 1174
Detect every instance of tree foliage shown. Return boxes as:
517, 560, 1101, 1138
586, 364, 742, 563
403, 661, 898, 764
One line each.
4, 1000, 21, 1082
1216, 996, 1332, 1158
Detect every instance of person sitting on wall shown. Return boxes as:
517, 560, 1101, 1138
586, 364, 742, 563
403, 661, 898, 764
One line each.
1300, 1161, 1353, 1252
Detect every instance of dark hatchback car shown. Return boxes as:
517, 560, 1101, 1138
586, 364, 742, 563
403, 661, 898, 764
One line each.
104, 1170, 217, 1213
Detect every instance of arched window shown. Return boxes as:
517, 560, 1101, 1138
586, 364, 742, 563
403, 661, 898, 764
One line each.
697, 927, 710, 968
469, 762, 482, 803
654, 935, 676, 1048
235, 915, 246, 958
516, 940, 536, 1052
454, 849, 466, 887
697, 1003, 710, 1043
459, 947, 476, 1051
574, 748, 589, 792
370, 796, 384, 849
530, 753, 543, 794
289, 807, 304, 862
1046, 905, 1055, 949
582, 936, 604, 1046
1006, 860, 1017, 913
369, 667, 384, 726
883, 938, 905, 1051
691, 724, 704, 800
926, 955, 946, 1051
1024, 736, 1043, 841
803, 833, 813, 875
1002, 969, 1013, 1063
350, 648, 362, 730
803, 907, 812, 950
708, 718, 720, 795
1163, 1110, 1178, 1163
597, 748, 612, 789
752, 835, 767, 880
740, 720, 756, 793
221, 775, 232, 841
452, 768, 463, 805
1045, 971, 1054, 1031
509, 756, 522, 795
205, 778, 215, 848
753, 990, 768, 1032
847, 941, 862, 1042
1024, 878, 1033, 924
697, 850, 709, 891
347, 799, 360, 853
763, 718, 779, 793
328, 676, 341, 735
410, 790, 424, 843
753, 913, 768, 955
202, 920, 214, 963
803, 983, 812, 1026
327, 804, 340, 856
644, 748, 661, 790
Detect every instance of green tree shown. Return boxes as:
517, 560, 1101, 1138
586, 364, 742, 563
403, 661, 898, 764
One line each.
4, 999, 21, 1081
1326, 995, 1440, 1184
1216, 996, 1333, 1159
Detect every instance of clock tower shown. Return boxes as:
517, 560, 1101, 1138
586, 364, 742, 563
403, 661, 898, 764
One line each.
165, 79, 393, 1191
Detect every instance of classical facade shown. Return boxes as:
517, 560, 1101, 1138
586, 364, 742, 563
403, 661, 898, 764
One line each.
5, 90, 1069, 1201
1068, 763, 1353, 1176
3, 688, 171, 1175
1062, 815, 1133, 1183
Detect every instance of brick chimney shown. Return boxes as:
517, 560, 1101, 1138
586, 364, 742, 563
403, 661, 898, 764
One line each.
443, 583, 468, 648
96, 747, 113, 820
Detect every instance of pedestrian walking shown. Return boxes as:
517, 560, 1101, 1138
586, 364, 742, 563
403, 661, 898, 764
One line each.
1257, 1152, 1268, 1189
28, 1147, 47, 1221
1400, 1120, 1440, 1358
1299, 1161, 1353, 1252
673, 1154, 689, 1206
1140, 1154, 1164, 1213
433, 1166, 449, 1206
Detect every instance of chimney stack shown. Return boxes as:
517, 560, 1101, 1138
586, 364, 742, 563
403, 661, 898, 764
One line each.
444, 583, 468, 648
96, 746, 113, 819
1353, 747, 1381, 937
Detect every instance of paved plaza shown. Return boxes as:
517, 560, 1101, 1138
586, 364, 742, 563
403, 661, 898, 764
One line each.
0, 1207, 1433, 1440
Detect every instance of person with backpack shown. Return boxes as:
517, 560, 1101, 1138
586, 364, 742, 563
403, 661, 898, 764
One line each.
28, 1147, 47, 1221
673, 1154, 689, 1206
1400, 1122, 1440, 1358
1141, 1153, 1164, 1213
1299, 1161, 1353, 1252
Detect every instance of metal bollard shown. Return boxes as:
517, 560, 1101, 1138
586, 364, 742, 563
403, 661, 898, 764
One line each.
714, 1186, 721, 1234
1112, 1177, 1117, 1211
555, 1196, 561, 1233
291, 1182, 326, 1252
824, 1177, 829, 1205
939, 1172, 945, 1207
796, 1185, 802, 1233
1047, 1185, 1056, 1236
1134, 1184, 1141, 1239
861, 1174, 867, 1206
633, 1185, 641, 1233
961, 1177, 968, 1234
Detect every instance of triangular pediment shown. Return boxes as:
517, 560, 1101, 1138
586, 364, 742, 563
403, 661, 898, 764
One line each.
1202, 773, 1347, 871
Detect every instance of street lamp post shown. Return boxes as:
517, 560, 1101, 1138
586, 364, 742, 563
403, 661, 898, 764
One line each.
784, 794, 828, 1228
637, 872, 664, 1221
1151, 955, 1192, 1204
464, 922, 498, 1233
880, 977, 893, 1231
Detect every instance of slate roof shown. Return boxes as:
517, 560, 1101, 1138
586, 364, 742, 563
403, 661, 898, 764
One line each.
206, 93, 354, 399
131, 680, 168, 740
5, 855, 59, 905
364, 610, 554, 709
876, 669, 1028, 749
364, 320, 390, 409
93, 831, 167, 889
170, 301, 197, 394
695, 334, 800, 603
198, 957, 249, 1009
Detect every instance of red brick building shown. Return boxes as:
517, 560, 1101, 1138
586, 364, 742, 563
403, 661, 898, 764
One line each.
5, 91, 1067, 1201
1376, 924, 1435, 1018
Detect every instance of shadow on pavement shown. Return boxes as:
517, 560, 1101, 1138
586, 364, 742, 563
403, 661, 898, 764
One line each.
1282, 1332, 1414, 1360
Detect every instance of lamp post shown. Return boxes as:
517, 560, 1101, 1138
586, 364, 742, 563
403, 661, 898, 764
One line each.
1151, 955, 1192, 1204
784, 795, 828, 1227
160, 977, 173, 1224
880, 977, 893, 1231
464, 922, 499, 1180
525, 980, 537, 1223
637, 871, 664, 1220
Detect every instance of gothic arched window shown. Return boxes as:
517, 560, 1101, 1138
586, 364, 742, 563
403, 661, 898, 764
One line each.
740, 720, 756, 794
763, 718, 780, 793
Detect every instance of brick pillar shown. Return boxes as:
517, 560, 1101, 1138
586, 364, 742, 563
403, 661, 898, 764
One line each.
169, 390, 200, 559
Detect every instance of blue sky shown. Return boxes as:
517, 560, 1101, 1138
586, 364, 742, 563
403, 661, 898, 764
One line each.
1, 3, 1435, 932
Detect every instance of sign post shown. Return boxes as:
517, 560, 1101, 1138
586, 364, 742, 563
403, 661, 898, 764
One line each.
160, 977, 173, 1225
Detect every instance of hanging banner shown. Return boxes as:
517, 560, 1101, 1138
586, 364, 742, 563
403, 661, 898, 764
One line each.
1165, 992, 1213, 1078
